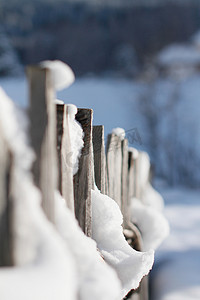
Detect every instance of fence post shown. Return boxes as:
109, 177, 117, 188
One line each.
27, 66, 57, 223
0, 128, 14, 266
92, 125, 106, 194
73, 108, 93, 237
106, 134, 122, 208
128, 151, 135, 200
135, 155, 140, 199
56, 104, 74, 213
121, 138, 129, 228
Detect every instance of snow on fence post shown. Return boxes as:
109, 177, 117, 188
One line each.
106, 134, 122, 208
27, 66, 57, 223
126, 151, 149, 300
56, 104, 74, 213
0, 129, 14, 266
92, 125, 106, 194
74, 108, 93, 237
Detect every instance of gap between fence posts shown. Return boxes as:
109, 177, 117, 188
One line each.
74, 108, 93, 237
27, 66, 58, 224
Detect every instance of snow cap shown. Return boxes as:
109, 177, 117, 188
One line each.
112, 127, 125, 141
128, 147, 139, 159
67, 104, 78, 118
40, 60, 75, 91
55, 99, 64, 105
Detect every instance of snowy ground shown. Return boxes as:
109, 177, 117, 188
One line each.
150, 180, 200, 300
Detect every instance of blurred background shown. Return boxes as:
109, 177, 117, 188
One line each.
0, 1, 200, 299
1, 0, 200, 187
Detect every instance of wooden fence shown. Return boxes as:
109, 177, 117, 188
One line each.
0, 65, 151, 300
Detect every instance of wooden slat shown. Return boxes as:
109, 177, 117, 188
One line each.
121, 138, 129, 228
56, 104, 74, 213
92, 125, 105, 194
106, 133, 122, 208
73, 108, 93, 237
27, 66, 57, 223
128, 151, 135, 200
135, 155, 140, 199
0, 128, 13, 266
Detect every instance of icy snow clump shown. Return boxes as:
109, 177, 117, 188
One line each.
40, 60, 75, 91
131, 198, 170, 251
91, 189, 154, 298
112, 127, 125, 141
66, 104, 84, 175
55, 191, 122, 300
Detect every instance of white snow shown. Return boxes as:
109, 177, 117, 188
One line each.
128, 147, 139, 159
55, 190, 122, 300
0, 87, 123, 300
137, 152, 164, 211
55, 99, 64, 104
66, 104, 84, 175
130, 198, 169, 251
112, 127, 125, 140
0, 88, 77, 300
150, 183, 200, 300
91, 189, 154, 298
67, 103, 78, 116
40, 60, 75, 91
130, 151, 169, 251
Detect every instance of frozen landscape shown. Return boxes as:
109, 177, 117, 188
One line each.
0, 69, 200, 299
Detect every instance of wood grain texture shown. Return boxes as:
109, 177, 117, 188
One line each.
92, 125, 105, 194
128, 151, 135, 200
0, 128, 14, 266
121, 138, 129, 228
27, 66, 57, 223
56, 104, 74, 213
106, 133, 122, 208
135, 155, 140, 199
74, 108, 93, 237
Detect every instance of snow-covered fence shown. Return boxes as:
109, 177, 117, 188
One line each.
74, 108, 93, 237
0, 62, 169, 300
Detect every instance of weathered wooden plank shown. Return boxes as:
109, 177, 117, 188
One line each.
27, 66, 57, 223
121, 138, 129, 228
135, 154, 140, 199
105, 160, 109, 196
92, 125, 106, 194
106, 133, 122, 208
0, 128, 14, 266
140, 276, 149, 300
73, 108, 93, 237
125, 148, 147, 300
128, 151, 135, 200
125, 269, 148, 300
56, 104, 74, 213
